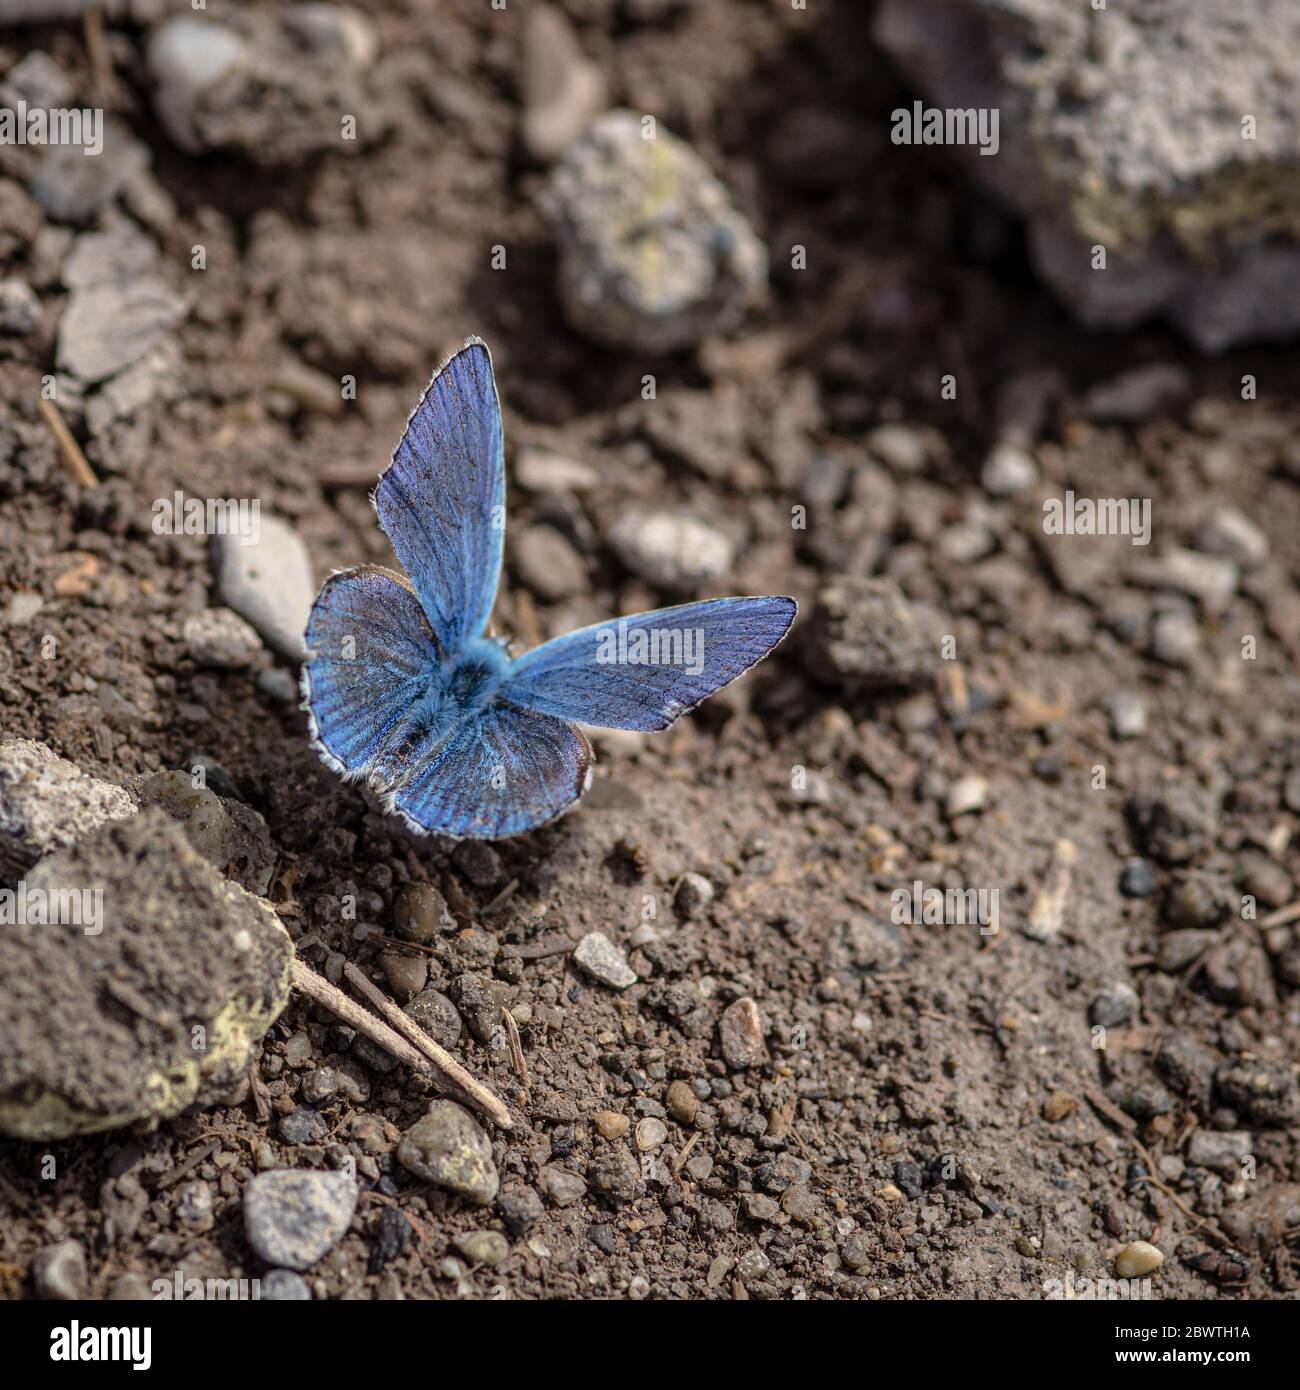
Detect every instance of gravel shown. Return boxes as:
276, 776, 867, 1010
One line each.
243, 1169, 359, 1270
573, 932, 638, 990
397, 1101, 500, 1205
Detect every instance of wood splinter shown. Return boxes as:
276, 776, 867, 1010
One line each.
288, 957, 512, 1130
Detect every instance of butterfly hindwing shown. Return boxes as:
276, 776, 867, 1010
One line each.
388, 701, 593, 840
373, 338, 505, 657
301, 565, 439, 777
501, 596, 797, 732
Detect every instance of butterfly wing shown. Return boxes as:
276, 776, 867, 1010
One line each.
500, 596, 797, 732
387, 701, 593, 840
373, 337, 505, 658
301, 565, 439, 777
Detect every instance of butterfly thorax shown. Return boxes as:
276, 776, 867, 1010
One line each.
364, 636, 513, 797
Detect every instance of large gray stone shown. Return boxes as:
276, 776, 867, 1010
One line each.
874, 0, 1300, 350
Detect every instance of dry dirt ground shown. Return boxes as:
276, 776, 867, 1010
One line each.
1, 1, 1299, 1301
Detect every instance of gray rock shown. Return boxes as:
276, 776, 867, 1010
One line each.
1082, 365, 1191, 425
541, 109, 766, 352
1186, 1131, 1253, 1174
674, 872, 715, 920
873, 0, 1300, 350
243, 1169, 359, 1271
1105, 689, 1148, 740
182, 607, 264, 669
260, 1268, 312, 1300
981, 441, 1038, 496
0, 737, 136, 877
32, 1240, 87, 1300
520, 5, 607, 161
807, 576, 946, 689
719, 996, 767, 1070
513, 444, 598, 494
1127, 781, 1218, 865
397, 1100, 500, 1205
0, 277, 39, 334
1195, 509, 1269, 568
537, 1165, 586, 1206
30, 121, 150, 224
56, 224, 185, 386
147, 11, 383, 163
573, 931, 638, 990
214, 513, 314, 661
139, 768, 275, 896
404, 990, 462, 1049
1089, 982, 1138, 1029
1215, 1061, 1297, 1127
1150, 609, 1201, 667
0, 810, 293, 1139
496, 1181, 545, 1235
608, 510, 734, 593
1133, 549, 1238, 613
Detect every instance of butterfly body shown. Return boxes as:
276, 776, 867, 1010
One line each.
302, 338, 795, 840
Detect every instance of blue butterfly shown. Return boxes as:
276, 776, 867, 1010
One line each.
301, 338, 796, 840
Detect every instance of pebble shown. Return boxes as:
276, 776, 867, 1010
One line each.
1127, 781, 1217, 865
1082, 364, 1190, 424
1042, 1091, 1078, 1123
666, 1079, 699, 1125
497, 1182, 545, 1235
744, 1192, 779, 1222
635, 1117, 667, 1151
214, 513, 315, 661
32, 1240, 87, 1300
0, 738, 137, 876
278, 1106, 327, 1146
808, 577, 945, 689
1090, 982, 1139, 1028
454, 1230, 509, 1266
719, 997, 767, 1070
57, 224, 185, 386
520, 5, 607, 161
573, 931, 638, 990
1150, 609, 1201, 666
1215, 1062, 1297, 1128
981, 441, 1038, 496
514, 444, 598, 494
393, 882, 455, 943
1113, 1240, 1165, 1278
147, 17, 250, 154
243, 1169, 358, 1271
284, 3, 378, 68
397, 1101, 500, 1205
674, 872, 715, 920
1135, 549, 1238, 613
139, 769, 275, 896
0, 277, 39, 334
1195, 508, 1269, 568
379, 951, 428, 1001
1105, 689, 1148, 740
867, 423, 929, 474
512, 524, 587, 601
452, 839, 502, 888
260, 1268, 311, 1300
31, 120, 149, 223
257, 668, 300, 704
540, 109, 766, 352
538, 1165, 587, 1206
594, 1110, 630, 1140
1186, 1131, 1253, 1174
944, 775, 988, 819
405, 990, 462, 1049
735, 1250, 770, 1282
1119, 857, 1158, 898
587, 1145, 645, 1205
182, 607, 263, 669
1157, 929, 1219, 975
608, 510, 734, 593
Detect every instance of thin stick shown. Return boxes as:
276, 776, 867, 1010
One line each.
37, 397, 98, 488
83, 8, 116, 103
290, 958, 511, 1129
501, 1005, 529, 1092
341, 961, 513, 1130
